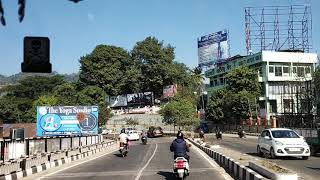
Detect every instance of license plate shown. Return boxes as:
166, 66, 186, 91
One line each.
177, 169, 185, 173
289, 148, 300, 151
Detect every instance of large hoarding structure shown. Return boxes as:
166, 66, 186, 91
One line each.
245, 5, 312, 55
163, 84, 177, 98
37, 106, 99, 136
198, 30, 230, 68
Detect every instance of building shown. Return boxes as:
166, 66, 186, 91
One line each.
205, 51, 318, 125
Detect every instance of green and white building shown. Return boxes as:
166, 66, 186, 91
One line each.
205, 51, 318, 122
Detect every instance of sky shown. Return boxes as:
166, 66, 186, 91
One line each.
0, 0, 319, 76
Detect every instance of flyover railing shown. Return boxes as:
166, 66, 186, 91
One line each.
0, 135, 103, 162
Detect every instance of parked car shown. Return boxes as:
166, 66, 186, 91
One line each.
127, 130, 140, 141
257, 128, 310, 160
147, 126, 163, 138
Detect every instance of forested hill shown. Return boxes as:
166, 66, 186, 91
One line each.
0, 72, 79, 85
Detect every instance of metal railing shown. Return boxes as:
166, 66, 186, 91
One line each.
0, 135, 103, 162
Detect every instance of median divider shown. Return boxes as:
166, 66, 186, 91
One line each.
0, 140, 117, 180
188, 138, 267, 180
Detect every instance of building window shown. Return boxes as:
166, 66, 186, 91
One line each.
297, 67, 305, 77
220, 78, 224, 85
305, 66, 311, 74
269, 100, 277, 113
275, 66, 282, 76
259, 67, 263, 77
210, 80, 214, 87
283, 99, 293, 113
214, 80, 217, 86
292, 66, 297, 73
283, 66, 289, 74
269, 66, 274, 73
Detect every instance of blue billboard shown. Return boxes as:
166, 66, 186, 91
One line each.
36, 106, 99, 136
198, 30, 230, 68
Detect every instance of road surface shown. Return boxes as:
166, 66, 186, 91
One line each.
24, 137, 230, 180
206, 134, 320, 180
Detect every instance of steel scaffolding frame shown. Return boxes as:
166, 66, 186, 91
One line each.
245, 5, 312, 55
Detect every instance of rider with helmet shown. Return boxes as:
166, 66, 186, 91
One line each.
170, 130, 190, 161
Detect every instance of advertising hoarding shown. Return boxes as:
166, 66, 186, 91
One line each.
163, 84, 177, 98
36, 106, 99, 136
108, 95, 127, 107
127, 92, 153, 105
198, 30, 230, 67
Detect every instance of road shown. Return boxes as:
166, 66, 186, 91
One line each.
25, 137, 230, 180
205, 134, 320, 180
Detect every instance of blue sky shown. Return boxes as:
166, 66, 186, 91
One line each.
0, 0, 319, 76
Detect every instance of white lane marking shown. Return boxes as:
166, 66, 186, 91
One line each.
190, 141, 233, 180
35, 147, 117, 180
134, 143, 158, 180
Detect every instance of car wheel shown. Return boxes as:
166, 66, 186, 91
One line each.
302, 156, 309, 160
269, 147, 276, 159
257, 146, 263, 157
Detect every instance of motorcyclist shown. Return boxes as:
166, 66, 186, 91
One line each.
118, 128, 129, 150
141, 130, 147, 143
170, 131, 190, 162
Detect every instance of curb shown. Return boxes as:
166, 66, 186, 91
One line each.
0, 141, 116, 180
188, 138, 267, 180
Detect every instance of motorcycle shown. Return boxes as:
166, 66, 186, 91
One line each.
238, 130, 246, 138
216, 131, 222, 140
173, 157, 189, 180
119, 142, 128, 157
141, 136, 147, 145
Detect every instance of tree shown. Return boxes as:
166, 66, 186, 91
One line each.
53, 83, 77, 105
78, 45, 134, 96
225, 66, 260, 96
0, 75, 66, 123
160, 94, 199, 130
76, 86, 109, 126
206, 66, 260, 124
313, 67, 320, 115
131, 37, 175, 98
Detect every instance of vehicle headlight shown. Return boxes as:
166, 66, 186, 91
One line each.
303, 141, 309, 147
275, 141, 284, 146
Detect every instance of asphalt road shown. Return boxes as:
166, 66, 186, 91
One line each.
205, 134, 320, 180
31, 137, 228, 180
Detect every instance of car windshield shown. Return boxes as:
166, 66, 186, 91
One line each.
271, 130, 300, 138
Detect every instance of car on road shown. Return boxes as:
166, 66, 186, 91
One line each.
257, 128, 310, 159
127, 130, 140, 141
147, 126, 163, 138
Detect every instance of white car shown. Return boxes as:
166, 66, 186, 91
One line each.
257, 128, 310, 160
127, 130, 140, 141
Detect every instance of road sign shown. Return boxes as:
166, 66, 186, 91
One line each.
21, 36, 52, 73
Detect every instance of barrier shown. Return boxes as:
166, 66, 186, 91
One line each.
188, 138, 267, 180
0, 138, 116, 179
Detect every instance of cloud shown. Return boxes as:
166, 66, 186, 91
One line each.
87, 13, 95, 21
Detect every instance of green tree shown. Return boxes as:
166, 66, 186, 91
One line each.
206, 66, 260, 124
132, 37, 175, 98
225, 66, 260, 96
160, 94, 199, 130
313, 67, 320, 115
76, 86, 109, 126
78, 45, 132, 95
53, 83, 77, 105
0, 75, 66, 123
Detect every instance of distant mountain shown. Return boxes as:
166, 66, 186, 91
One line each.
0, 72, 79, 85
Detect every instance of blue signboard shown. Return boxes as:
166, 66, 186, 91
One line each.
36, 106, 99, 136
198, 30, 230, 68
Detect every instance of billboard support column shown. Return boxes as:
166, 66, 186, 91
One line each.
44, 138, 47, 152
59, 137, 62, 151
25, 139, 29, 156
70, 137, 73, 149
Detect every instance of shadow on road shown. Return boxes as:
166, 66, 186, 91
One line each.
307, 167, 320, 171
113, 153, 124, 158
157, 171, 176, 180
